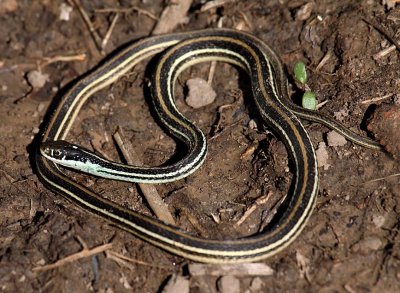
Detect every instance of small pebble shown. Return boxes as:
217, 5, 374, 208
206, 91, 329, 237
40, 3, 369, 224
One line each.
333, 109, 348, 122
119, 275, 133, 290
248, 119, 258, 130
316, 142, 330, 170
250, 277, 264, 292
32, 127, 40, 134
383, 0, 399, 9
36, 259, 46, 266
372, 215, 386, 228
367, 103, 400, 159
218, 275, 240, 293
37, 102, 46, 112
26, 70, 49, 89
327, 131, 347, 147
162, 274, 189, 293
186, 78, 216, 108
351, 236, 383, 254
59, 3, 73, 21
296, 3, 314, 21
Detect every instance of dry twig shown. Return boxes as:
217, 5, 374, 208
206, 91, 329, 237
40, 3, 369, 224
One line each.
362, 17, 400, 53
360, 93, 393, 105
33, 242, 112, 272
180, 208, 209, 237
373, 45, 396, 60
236, 11, 253, 31
316, 99, 329, 110
234, 191, 273, 227
95, 6, 158, 20
207, 17, 224, 85
113, 126, 175, 225
105, 250, 171, 270
72, 0, 103, 51
315, 51, 332, 72
101, 13, 120, 51
40, 53, 87, 68
364, 173, 400, 184
0, 53, 86, 74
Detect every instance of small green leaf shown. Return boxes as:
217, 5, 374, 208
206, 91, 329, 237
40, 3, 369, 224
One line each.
302, 91, 317, 110
294, 61, 307, 84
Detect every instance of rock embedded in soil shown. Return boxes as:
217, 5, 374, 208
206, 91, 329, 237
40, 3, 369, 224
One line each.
250, 277, 264, 291
316, 142, 330, 170
26, 70, 49, 89
185, 78, 217, 108
162, 274, 189, 293
327, 131, 347, 147
367, 103, 400, 159
351, 236, 384, 255
217, 275, 240, 293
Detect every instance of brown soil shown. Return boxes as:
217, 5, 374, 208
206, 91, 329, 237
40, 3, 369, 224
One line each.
1, 0, 399, 292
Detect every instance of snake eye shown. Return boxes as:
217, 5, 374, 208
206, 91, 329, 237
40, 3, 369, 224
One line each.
49, 149, 63, 159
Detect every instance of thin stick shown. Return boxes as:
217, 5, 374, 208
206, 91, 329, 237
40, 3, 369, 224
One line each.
362, 17, 400, 53
101, 13, 120, 52
0, 169, 16, 183
364, 173, 400, 184
40, 53, 86, 68
95, 7, 158, 21
234, 191, 273, 227
259, 192, 287, 232
360, 93, 393, 105
209, 119, 242, 141
315, 51, 332, 72
316, 99, 329, 110
0, 53, 86, 75
236, 11, 253, 31
106, 250, 172, 270
207, 17, 224, 85
33, 243, 112, 272
207, 60, 217, 86
76, 235, 89, 249
180, 208, 209, 237
113, 126, 175, 225
72, 0, 103, 51
373, 45, 396, 60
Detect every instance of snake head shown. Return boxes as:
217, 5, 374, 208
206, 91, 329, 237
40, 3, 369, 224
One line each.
40, 140, 108, 177
40, 140, 92, 166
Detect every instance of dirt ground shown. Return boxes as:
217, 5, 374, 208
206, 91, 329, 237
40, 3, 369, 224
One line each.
1, 0, 400, 292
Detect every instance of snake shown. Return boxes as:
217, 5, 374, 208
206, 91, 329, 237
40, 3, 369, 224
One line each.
36, 29, 381, 263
